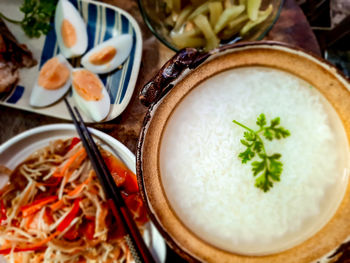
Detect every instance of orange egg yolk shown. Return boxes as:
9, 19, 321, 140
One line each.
61, 19, 77, 48
38, 57, 70, 90
73, 70, 103, 101
89, 46, 117, 65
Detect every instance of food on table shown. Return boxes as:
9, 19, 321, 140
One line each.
81, 34, 133, 74
0, 0, 57, 38
71, 69, 111, 122
163, 0, 273, 50
30, 54, 72, 107
0, 0, 134, 122
0, 137, 148, 262
55, 0, 88, 58
0, 19, 37, 93
160, 67, 348, 255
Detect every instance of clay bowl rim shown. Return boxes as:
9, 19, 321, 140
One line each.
136, 41, 350, 263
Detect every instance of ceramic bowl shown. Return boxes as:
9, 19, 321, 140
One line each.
0, 124, 166, 263
136, 42, 350, 262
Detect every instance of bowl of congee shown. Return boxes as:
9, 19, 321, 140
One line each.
136, 42, 350, 262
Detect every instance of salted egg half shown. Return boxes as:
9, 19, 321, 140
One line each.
55, 0, 88, 58
81, 34, 133, 74
30, 54, 72, 107
71, 68, 111, 122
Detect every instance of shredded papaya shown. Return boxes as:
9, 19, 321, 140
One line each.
68, 172, 93, 197
0, 231, 59, 254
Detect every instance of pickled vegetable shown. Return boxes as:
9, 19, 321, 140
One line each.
163, 0, 273, 51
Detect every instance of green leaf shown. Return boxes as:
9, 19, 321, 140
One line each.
243, 131, 256, 141
251, 160, 265, 176
279, 128, 291, 138
255, 172, 273, 192
238, 147, 255, 163
233, 113, 290, 192
240, 139, 251, 147
252, 141, 263, 153
263, 128, 273, 141
269, 158, 283, 179
269, 153, 281, 159
256, 113, 266, 128
258, 153, 266, 159
270, 117, 280, 127
271, 127, 290, 140
20, 0, 36, 13
15, 0, 58, 38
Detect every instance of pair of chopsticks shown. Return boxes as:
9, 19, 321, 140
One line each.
64, 98, 155, 263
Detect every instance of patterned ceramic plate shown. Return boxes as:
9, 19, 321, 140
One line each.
0, 0, 142, 122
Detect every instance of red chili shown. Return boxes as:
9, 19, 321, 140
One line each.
0, 200, 7, 225
68, 137, 81, 151
57, 198, 81, 232
104, 154, 139, 193
123, 193, 148, 225
20, 196, 58, 217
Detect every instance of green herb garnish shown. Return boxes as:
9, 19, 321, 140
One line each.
233, 114, 290, 192
0, 0, 57, 38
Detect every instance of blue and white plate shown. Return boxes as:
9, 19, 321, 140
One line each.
0, 0, 142, 122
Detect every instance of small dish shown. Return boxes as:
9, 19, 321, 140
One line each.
138, 0, 283, 52
0, 0, 142, 122
0, 124, 166, 263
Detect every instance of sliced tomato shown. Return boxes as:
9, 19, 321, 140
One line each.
123, 193, 148, 224
103, 154, 139, 193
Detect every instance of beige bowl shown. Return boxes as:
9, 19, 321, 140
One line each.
137, 42, 350, 262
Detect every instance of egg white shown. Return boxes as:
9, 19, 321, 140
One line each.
30, 54, 72, 107
71, 69, 111, 122
81, 34, 133, 74
55, 0, 88, 58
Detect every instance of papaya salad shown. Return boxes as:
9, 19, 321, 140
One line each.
0, 138, 148, 262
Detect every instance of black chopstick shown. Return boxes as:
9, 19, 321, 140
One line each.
64, 98, 155, 263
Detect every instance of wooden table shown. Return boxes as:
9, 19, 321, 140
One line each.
0, 0, 321, 261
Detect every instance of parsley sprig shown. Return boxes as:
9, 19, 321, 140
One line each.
0, 0, 57, 38
233, 114, 290, 192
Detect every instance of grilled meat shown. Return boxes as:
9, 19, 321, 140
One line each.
0, 18, 37, 93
